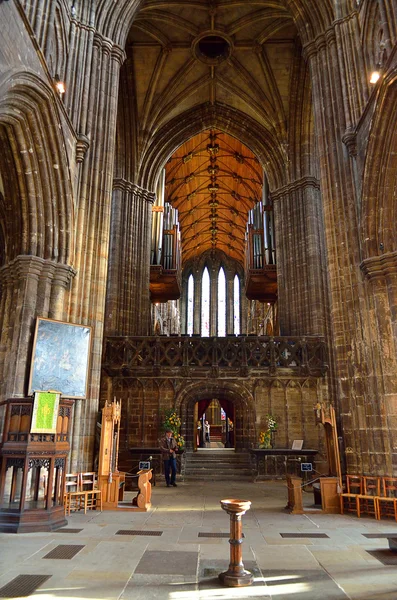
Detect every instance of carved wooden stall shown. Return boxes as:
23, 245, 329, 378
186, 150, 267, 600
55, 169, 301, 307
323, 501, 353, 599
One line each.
0, 395, 73, 532
97, 399, 126, 509
286, 403, 342, 514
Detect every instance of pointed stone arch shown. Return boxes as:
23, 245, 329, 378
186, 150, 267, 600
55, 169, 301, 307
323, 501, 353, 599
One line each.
361, 64, 397, 258
96, 0, 334, 55
176, 380, 255, 450
0, 70, 74, 264
138, 103, 288, 192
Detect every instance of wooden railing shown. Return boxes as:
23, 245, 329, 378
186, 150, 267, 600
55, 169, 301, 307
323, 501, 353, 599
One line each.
103, 335, 327, 377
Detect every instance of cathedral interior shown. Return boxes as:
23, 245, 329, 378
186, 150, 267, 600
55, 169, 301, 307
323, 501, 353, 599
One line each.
0, 0, 397, 502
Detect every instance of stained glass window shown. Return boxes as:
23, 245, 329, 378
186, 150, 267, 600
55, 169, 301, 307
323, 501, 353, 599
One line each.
234, 274, 240, 335
218, 267, 226, 336
187, 274, 194, 335
201, 267, 210, 337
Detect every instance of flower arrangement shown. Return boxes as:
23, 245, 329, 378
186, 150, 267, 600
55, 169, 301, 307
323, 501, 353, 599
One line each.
258, 414, 278, 448
259, 430, 271, 449
161, 408, 184, 448
266, 414, 277, 431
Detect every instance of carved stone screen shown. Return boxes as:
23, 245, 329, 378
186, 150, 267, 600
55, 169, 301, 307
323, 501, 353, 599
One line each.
29, 318, 91, 398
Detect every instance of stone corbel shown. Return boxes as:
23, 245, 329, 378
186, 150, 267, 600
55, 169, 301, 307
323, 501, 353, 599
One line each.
342, 129, 357, 157
76, 133, 90, 163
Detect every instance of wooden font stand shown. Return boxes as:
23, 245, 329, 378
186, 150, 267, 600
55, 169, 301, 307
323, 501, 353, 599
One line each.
219, 499, 253, 587
97, 399, 125, 509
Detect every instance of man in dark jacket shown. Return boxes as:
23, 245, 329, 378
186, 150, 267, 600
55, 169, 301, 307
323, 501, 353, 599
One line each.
159, 429, 178, 487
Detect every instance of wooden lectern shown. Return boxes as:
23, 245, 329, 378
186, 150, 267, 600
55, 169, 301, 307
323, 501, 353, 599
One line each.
97, 399, 125, 510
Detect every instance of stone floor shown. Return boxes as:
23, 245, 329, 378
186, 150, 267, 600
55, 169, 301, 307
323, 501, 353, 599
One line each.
1, 480, 397, 599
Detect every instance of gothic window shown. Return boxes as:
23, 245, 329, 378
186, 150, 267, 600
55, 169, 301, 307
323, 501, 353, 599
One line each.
201, 267, 210, 337
187, 274, 194, 335
218, 267, 226, 336
234, 274, 240, 335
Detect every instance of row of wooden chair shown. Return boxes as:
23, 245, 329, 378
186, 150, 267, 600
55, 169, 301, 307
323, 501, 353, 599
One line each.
339, 475, 397, 520
64, 472, 102, 515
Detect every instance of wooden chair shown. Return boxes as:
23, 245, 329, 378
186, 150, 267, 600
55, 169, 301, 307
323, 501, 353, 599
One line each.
64, 473, 81, 515
377, 477, 397, 521
339, 475, 362, 515
80, 472, 102, 512
356, 476, 380, 519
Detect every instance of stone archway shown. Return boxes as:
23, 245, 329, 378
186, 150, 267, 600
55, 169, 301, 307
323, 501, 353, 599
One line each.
176, 381, 256, 451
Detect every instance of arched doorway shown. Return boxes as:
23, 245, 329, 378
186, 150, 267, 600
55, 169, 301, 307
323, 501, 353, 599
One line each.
194, 398, 235, 450
176, 381, 256, 451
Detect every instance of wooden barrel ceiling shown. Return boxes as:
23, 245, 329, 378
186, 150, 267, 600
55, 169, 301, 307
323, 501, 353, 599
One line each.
165, 129, 263, 266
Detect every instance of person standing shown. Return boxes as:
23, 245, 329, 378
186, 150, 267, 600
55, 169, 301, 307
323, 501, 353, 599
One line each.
159, 429, 178, 487
204, 420, 210, 443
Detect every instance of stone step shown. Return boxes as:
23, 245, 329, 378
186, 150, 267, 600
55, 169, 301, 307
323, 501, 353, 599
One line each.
183, 473, 253, 481
184, 462, 251, 470
183, 450, 253, 481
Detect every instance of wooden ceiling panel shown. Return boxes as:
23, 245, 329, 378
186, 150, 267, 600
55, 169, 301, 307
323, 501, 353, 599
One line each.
165, 129, 262, 266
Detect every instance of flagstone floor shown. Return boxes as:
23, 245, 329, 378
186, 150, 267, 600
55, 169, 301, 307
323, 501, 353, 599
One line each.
1, 480, 397, 600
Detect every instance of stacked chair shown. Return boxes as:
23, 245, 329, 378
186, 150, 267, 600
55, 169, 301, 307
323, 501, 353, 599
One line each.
339, 475, 397, 520
64, 472, 102, 515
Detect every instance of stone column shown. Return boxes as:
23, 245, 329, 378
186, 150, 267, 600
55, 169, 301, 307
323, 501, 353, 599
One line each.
272, 177, 328, 337
303, 14, 384, 474
106, 180, 155, 336
66, 34, 126, 470
361, 252, 397, 473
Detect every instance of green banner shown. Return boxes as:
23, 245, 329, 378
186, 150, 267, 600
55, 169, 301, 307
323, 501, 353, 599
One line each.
31, 391, 60, 433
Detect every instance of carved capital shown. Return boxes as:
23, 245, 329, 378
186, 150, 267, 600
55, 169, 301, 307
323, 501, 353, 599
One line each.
111, 44, 127, 65
360, 251, 397, 280
0, 256, 76, 287
271, 176, 320, 202
113, 178, 156, 204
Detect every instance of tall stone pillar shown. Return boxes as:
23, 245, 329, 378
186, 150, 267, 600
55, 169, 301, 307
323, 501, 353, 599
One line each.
361, 253, 397, 473
105, 180, 155, 336
67, 34, 126, 471
303, 13, 386, 474
272, 177, 329, 337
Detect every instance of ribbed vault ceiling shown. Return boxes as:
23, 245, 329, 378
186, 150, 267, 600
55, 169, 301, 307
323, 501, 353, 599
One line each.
165, 129, 262, 266
126, 0, 301, 266
127, 0, 298, 149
